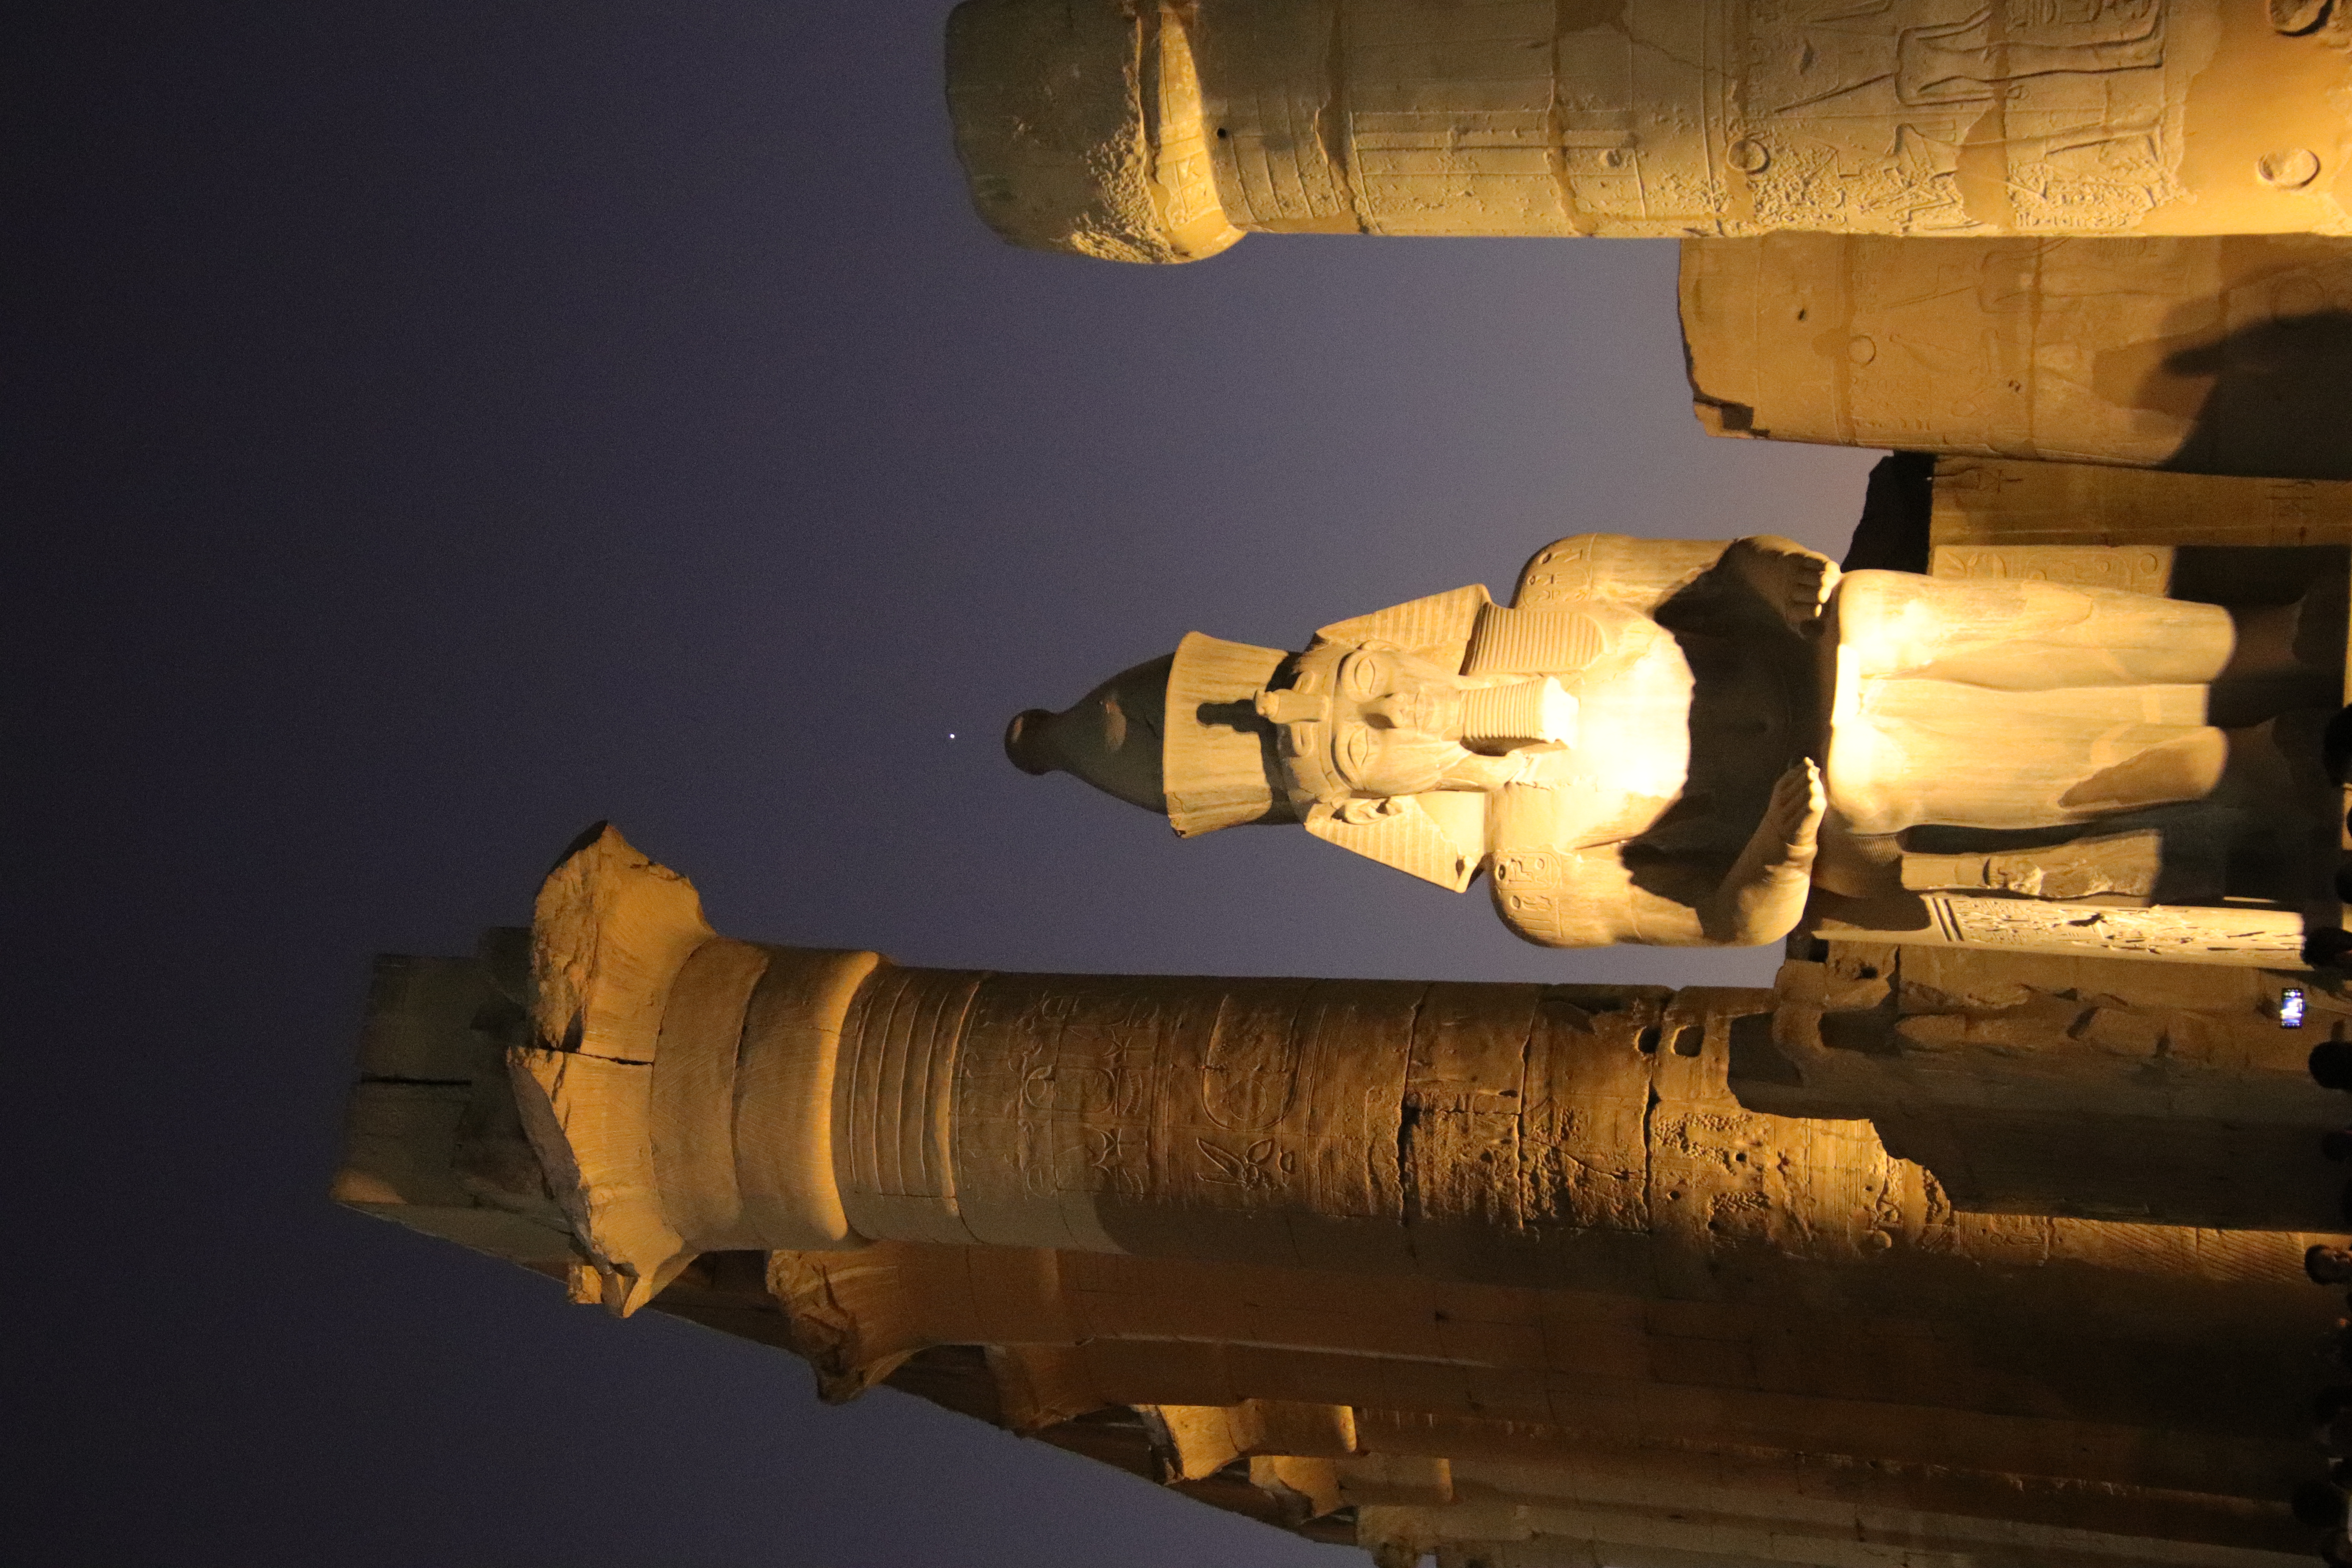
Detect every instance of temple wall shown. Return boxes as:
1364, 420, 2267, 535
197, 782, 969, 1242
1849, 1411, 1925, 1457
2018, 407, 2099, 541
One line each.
764, 1232, 2318, 1481
1928, 458, 2352, 548
1387, 1487, 2308, 1568
743, 1233, 2309, 1555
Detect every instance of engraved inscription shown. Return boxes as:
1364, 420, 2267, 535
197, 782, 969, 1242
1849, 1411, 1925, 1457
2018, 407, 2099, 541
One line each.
1932, 894, 2306, 964
1931, 543, 2172, 593
1195, 1136, 1297, 1191
1201, 991, 1303, 1132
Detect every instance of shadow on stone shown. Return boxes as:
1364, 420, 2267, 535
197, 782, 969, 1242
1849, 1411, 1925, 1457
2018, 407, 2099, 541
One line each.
2157, 310, 2352, 481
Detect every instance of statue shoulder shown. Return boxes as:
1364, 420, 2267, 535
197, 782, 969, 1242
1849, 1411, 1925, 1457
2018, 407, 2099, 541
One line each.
1513, 535, 1731, 612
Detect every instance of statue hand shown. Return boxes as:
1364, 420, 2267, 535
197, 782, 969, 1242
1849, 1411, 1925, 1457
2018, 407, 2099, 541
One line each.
1725, 536, 1840, 637
1706, 760, 1824, 946
1762, 758, 1825, 865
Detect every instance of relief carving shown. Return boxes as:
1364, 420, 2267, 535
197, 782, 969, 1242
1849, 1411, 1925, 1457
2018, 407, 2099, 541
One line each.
1929, 892, 2308, 962
1195, 1136, 1298, 1191
951, 0, 2352, 263
1201, 991, 1305, 1132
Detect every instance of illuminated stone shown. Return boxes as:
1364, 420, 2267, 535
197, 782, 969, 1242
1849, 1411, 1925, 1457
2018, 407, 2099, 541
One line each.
336, 826, 2345, 1567
1015, 529, 2344, 962
949, 0, 2352, 262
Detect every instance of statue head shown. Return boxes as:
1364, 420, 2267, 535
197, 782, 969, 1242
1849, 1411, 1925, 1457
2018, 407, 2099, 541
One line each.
1258, 639, 1577, 803
1007, 587, 1579, 891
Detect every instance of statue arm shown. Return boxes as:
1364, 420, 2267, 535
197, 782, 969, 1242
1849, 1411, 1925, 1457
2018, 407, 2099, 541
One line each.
1531, 762, 1824, 947
1512, 535, 1838, 631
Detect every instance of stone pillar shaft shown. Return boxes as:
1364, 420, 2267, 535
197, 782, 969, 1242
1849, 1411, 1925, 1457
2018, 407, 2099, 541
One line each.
951, 0, 2352, 261
1206, 0, 2352, 239
516, 832, 2326, 1366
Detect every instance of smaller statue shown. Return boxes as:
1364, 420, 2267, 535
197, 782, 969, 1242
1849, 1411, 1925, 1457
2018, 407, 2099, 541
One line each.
1008, 535, 2339, 949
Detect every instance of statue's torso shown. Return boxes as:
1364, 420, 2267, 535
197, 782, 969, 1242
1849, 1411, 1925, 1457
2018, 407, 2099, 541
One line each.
1472, 579, 1818, 945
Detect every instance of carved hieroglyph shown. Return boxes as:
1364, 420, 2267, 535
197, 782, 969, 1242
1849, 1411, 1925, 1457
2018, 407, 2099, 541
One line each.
1927, 455, 2352, 548
1012, 530, 2340, 960
950, 0, 2352, 263
333, 830, 2346, 1567
1682, 233, 2352, 477
1815, 887, 2315, 965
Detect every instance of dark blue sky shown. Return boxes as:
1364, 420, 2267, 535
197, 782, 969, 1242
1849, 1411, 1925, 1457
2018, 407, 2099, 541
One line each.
14, 4, 1877, 1563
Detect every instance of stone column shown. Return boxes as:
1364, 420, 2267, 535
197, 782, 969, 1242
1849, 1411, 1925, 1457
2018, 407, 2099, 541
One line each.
516, 832, 2329, 1401
1680, 235, 2352, 477
949, 0, 2352, 263
517, 824, 1789, 1308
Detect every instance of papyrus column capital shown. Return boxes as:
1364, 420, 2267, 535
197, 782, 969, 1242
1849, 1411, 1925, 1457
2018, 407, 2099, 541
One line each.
511, 825, 878, 1316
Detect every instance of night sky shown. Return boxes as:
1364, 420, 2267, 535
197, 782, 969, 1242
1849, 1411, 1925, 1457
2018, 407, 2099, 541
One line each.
17, 5, 1879, 1563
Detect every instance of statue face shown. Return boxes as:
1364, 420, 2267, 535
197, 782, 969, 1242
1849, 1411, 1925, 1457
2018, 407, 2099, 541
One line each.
1337, 645, 1464, 737
1327, 646, 1477, 793
1265, 642, 1484, 802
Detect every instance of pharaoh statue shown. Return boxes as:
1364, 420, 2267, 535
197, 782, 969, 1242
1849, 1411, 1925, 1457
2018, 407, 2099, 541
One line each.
1008, 535, 2343, 951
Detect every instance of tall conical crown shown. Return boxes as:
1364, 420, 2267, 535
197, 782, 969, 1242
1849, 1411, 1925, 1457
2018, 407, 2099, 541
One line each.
1004, 653, 1172, 814
1005, 634, 1296, 835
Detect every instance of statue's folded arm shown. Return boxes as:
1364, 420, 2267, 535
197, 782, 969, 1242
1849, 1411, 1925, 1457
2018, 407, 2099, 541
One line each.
1499, 762, 1822, 949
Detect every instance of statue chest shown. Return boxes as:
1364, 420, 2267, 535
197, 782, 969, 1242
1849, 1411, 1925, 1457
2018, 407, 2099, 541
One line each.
1468, 605, 1813, 861
1466, 608, 1696, 853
